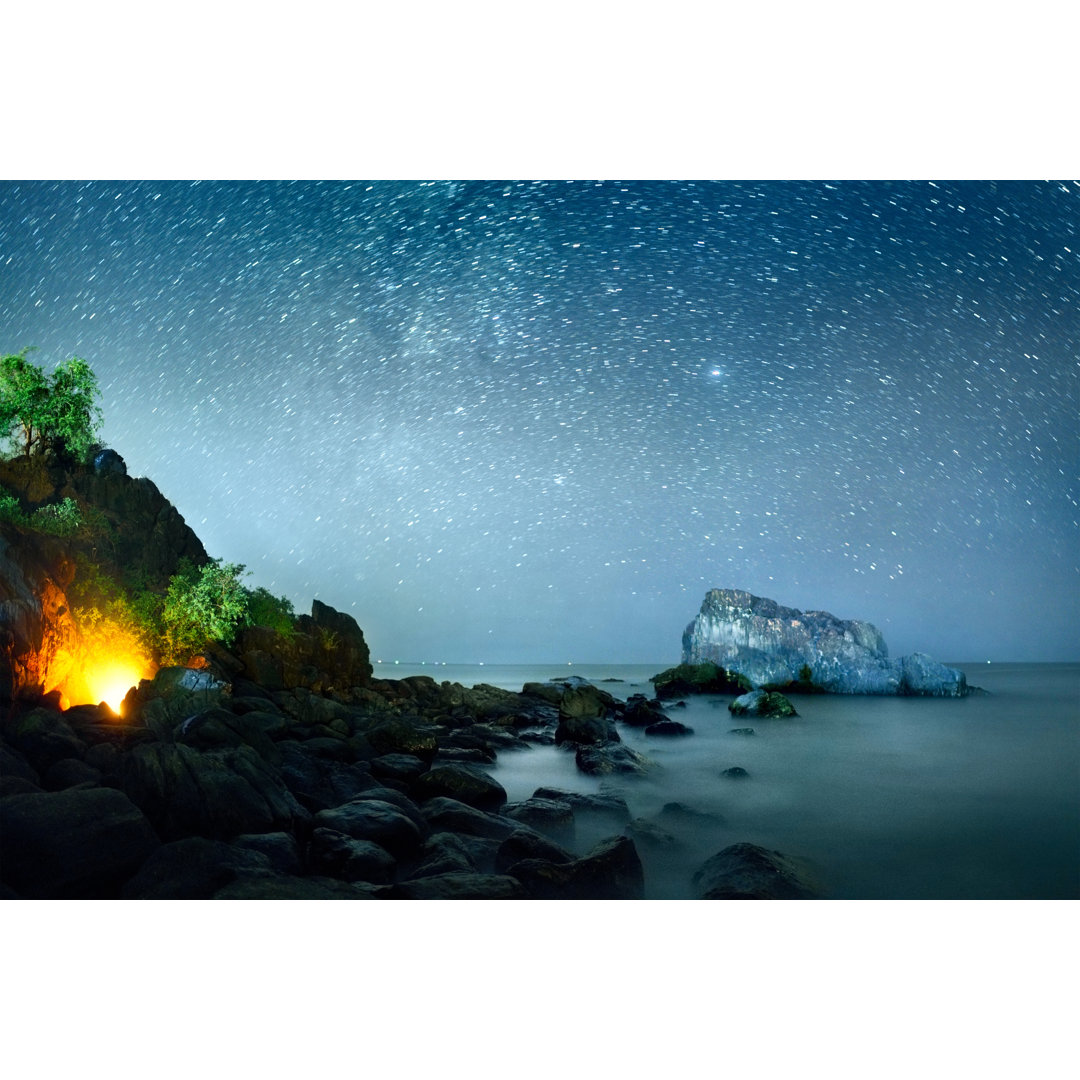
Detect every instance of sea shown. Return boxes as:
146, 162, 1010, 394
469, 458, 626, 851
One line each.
373, 660, 1080, 900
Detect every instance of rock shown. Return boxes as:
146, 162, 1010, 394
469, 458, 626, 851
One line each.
503, 796, 575, 841
42, 757, 102, 790
214, 875, 377, 899
532, 787, 632, 825
278, 743, 379, 812
729, 727, 756, 736
420, 796, 522, 841
624, 818, 679, 848
387, 872, 528, 900
728, 690, 798, 718
691, 842, 821, 899
620, 694, 670, 727
313, 798, 424, 858
370, 753, 428, 783
510, 835, 645, 900
122, 742, 307, 841
656, 801, 728, 828
307, 828, 397, 884
651, 662, 752, 699
0, 787, 159, 898
555, 711, 620, 746
0, 708, 86, 770
721, 766, 749, 779
120, 837, 273, 899
92, 449, 127, 476
644, 719, 694, 736
232, 831, 303, 875
411, 763, 507, 810
682, 588, 968, 696
574, 743, 653, 776
494, 829, 575, 873
409, 831, 488, 878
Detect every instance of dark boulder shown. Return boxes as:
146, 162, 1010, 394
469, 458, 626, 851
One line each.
42, 757, 102, 790
494, 829, 575, 874
503, 796, 575, 842
574, 743, 653, 776
411, 763, 507, 810
386, 872, 528, 900
644, 719, 694, 737
232, 831, 303, 875
419, 796, 521, 841
1, 787, 159, 898
408, 831, 490, 878
120, 837, 273, 899
651, 662, 751, 699
728, 690, 798, 718
510, 835, 645, 900
313, 798, 424, 858
0, 708, 85, 771
691, 842, 821, 899
92, 449, 127, 476
278, 743, 379, 812
620, 694, 670, 727
532, 787, 631, 825
721, 766, 749, 779
214, 875, 377, 899
307, 828, 397, 884
122, 742, 307, 841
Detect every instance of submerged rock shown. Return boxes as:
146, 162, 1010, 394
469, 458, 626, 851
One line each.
728, 690, 798, 718
682, 588, 968, 696
692, 841, 821, 899
651, 662, 752, 699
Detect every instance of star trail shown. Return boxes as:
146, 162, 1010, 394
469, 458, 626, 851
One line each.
1, 180, 1077, 662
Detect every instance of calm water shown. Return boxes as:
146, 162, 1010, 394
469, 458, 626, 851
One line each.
373, 661, 1080, 900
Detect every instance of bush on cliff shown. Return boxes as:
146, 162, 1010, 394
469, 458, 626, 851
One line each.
160, 559, 250, 664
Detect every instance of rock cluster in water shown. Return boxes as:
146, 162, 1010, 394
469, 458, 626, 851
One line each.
682, 588, 968, 697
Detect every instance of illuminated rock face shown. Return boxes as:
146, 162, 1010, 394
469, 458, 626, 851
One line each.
682, 588, 967, 696
0, 524, 79, 702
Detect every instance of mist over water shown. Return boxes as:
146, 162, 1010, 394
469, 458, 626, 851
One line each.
375, 662, 1080, 899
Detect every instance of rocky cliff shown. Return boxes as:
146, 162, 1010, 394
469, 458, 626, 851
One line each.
681, 588, 967, 696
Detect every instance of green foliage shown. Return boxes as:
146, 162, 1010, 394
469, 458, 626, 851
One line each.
245, 586, 297, 637
0, 349, 103, 462
160, 559, 250, 664
0, 488, 26, 525
798, 664, 814, 683
30, 496, 82, 536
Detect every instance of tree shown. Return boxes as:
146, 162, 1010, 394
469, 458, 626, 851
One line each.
0, 349, 103, 462
160, 559, 250, 664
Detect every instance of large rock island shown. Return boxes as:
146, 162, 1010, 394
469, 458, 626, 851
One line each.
682, 588, 967, 696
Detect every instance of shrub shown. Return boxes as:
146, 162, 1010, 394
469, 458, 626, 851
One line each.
160, 559, 249, 664
245, 586, 297, 637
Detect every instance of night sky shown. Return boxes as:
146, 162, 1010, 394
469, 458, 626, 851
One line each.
1, 180, 1077, 663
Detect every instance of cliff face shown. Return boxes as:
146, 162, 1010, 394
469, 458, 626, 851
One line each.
682, 588, 967, 696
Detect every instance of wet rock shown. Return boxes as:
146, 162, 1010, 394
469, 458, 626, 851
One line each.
123, 742, 307, 841
0, 707, 85, 770
692, 842, 821, 899
307, 828, 397, 884
721, 766, 749, 779
510, 835, 645, 900
532, 787, 632, 825
121, 837, 273, 899
278, 743, 379, 812
420, 796, 521, 841
729, 727, 756, 736
1, 787, 159, 898
42, 757, 102, 790
503, 796, 575, 841
386, 872, 528, 900
644, 719, 694, 737
656, 801, 728, 829
371, 753, 428, 784
214, 875, 378, 899
574, 743, 653, 776
412, 763, 507, 810
625, 818, 679, 848
408, 831, 487, 878
494, 829, 575, 873
651, 662, 752, 699
619, 694, 669, 728
729, 690, 798, 718
232, 831, 303, 875
313, 798, 424, 858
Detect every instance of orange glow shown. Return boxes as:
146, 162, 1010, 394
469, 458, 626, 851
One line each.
51, 620, 157, 717
86, 659, 148, 714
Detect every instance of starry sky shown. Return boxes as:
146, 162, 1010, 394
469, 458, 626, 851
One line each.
1, 180, 1077, 663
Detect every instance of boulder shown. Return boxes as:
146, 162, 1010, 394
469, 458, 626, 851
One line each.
420, 796, 521, 841
278, 743, 379, 812
1, 787, 159, 898
644, 720, 694, 736
651, 662, 752, 699
387, 872, 528, 900
120, 837, 273, 899
682, 588, 967, 696
408, 831, 488, 878
214, 875, 377, 899
620, 694, 670, 727
122, 742, 307, 840
691, 842, 821, 899
232, 831, 304, 875
574, 743, 653, 776
728, 690, 798, 718
307, 828, 397, 884
313, 798, 424, 858
494, 829, 575, 873
532, 787, 631, 825
509, 835, 645, 900
503, 796, 575, 841
411, 763, 507, 810
0, 707, 86, 771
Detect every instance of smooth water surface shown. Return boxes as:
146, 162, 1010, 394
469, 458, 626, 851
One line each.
373, 661, 1080, 899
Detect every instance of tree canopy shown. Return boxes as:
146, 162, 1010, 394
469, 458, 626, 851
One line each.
0, 348, 103, 462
